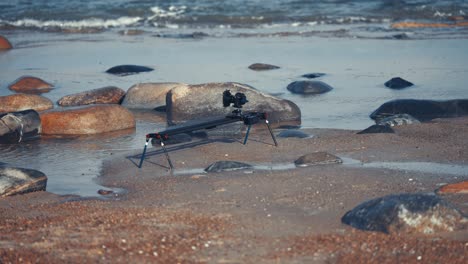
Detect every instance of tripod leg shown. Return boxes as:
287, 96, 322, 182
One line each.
160, 140, 174, 170
138, 139, 150, 168
265, 119, 278, 147
243, 125, 252, 145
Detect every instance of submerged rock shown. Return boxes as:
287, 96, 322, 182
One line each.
121, 82, 188, 109
205, 161, 253, 173
106, 65, 154, 76
341, 193, 468, 234
0, 167, 47, 197
58, 86, 126, 106
0, 94, 54, 113
384, 77, 414, 89
277, 129, 311, 138
287, 80, 333, 95
248, 63, 280, 71
301, 73, 326, 79
357, 125, 395, 134
377, 114, 420, 127
40, 105, 135, 135
294, 152, 342, 167
0, 110, 41, 143
0, 35, 13, 50
9, 76, 54, 94
166, 82, 301, 128
370, 99, 468, 122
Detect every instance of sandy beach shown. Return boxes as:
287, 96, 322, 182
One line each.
1, 116, 467, 263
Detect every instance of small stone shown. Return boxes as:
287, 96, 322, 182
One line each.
205, 161, 253, 173
384, 77, 414, 89
0, 35, 13, 50
106, 65, 154, 76
294, 152, 342, 167
287, 80, 333, 95
98, 189, 114, 195
301, 73, 325, 79
248, 63, 280, 71
9, 76, 53, 94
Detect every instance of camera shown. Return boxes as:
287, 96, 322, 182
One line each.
223, 90, 248, 108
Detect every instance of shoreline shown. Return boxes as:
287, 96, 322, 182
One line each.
1, 117, 467, 262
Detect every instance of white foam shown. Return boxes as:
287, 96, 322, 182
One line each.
1, 16, 142, 29
149, 5, 187, 19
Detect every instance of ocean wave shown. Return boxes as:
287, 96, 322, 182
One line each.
0, 16, 142, 29
149, 6, 187, 19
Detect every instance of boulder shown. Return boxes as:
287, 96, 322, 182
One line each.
437, 181, 468, 194
40, 105, 135, 135
0, 110, 41, 143
248, 63, 280, 71
0, 35, 12, 50
121, 82, 188, 109
377, 114, 420, 127
357, 125, 395, 134
106, 65, 154, 76
166, 82, 301, 128
384, 77, 414, 89
9, 76, 53, 94
57, 86, 126, 106
341, 193, 468, 234
301, 73, 325, 79
294, 152, 342, 167
287, 80, 333, 94
370, 99, 468, 122
0, 167, 47, 197
277, 129, 311, 138
0, 94, 54, 113
205, 161, 253, 173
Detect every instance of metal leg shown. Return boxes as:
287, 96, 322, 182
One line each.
243, 125, 252, 145
265, 119, 278, 147
138, 139, 149, 168
160, 140, 174, 170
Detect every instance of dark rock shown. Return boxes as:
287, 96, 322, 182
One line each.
384, 77, 414, 89
0, 94, 54, 113
154, 32, 209, 39
287, 80, 333, 94
205, 161, 253, 173
357, 124, 395, 134
0, 35, 13, 50
277, 129, 311, 138
121, 83, 188, 109
301, 73, 325, 79
97, 189, 114, 195
166, 82, 301, 128
0, 110, 41, 143
0, 167, 47, 197
341, 193, 468, 234
294, 152, 342, 167
106, 65, 154, 76
9, 76, 53, 94
377, 114, 420, 127
248, 63, 280, 71
40, 105, 135, 135
58, 86, 126, 106
370, 99, 468, 122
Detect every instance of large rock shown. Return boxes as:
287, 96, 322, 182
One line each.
0, 167, 47, 197
0, 110, 41, 143
57, 86, 126, 106
287, 80, 333, 95
105, 65, 154, 76
0, 94, 54, 113
121, 82, 188, 109
341, 193, 468, 234
370, 99, 468, 122
40, 105, 135, 135
9, 76, 53, 94
0, 35, 13, 50
166, 82, 301, 128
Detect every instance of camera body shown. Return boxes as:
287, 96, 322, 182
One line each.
223, 90, 248, 108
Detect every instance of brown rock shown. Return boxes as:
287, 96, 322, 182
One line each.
248, 63, 280, 71
121, 82, 188, 109
57, 86, 126, 106
40, 105, 135, 135
0, 35, 12, 50
294, 152, 342, 167
438, 181, 468, 194
9, 76, 54, 94
0, 94, 54, 113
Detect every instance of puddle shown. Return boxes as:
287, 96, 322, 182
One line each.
342, 157, 468, 176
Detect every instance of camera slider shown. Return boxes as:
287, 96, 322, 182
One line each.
138, 110, 278, 169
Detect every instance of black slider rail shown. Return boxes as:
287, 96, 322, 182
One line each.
138, 111, 278, 169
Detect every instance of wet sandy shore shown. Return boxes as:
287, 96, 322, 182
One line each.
1, 117, 467, 263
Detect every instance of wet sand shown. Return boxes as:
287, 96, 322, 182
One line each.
1, 117, 467, 263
